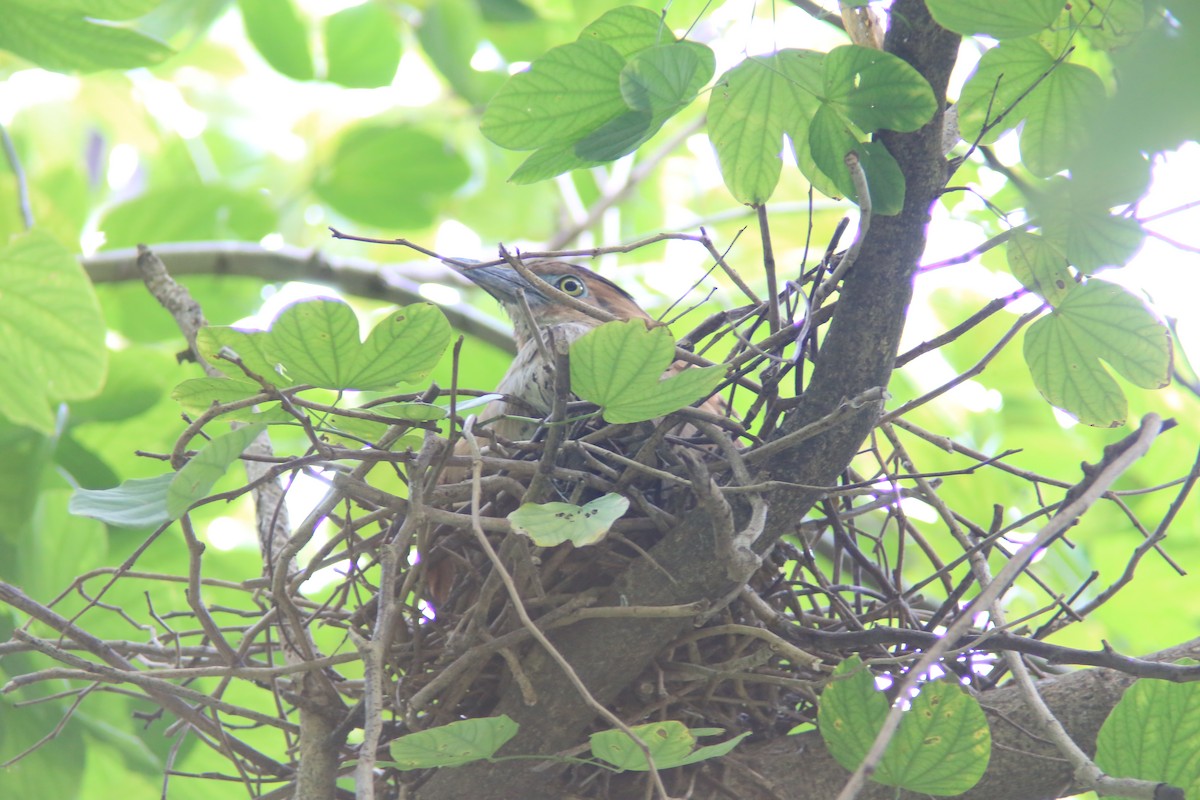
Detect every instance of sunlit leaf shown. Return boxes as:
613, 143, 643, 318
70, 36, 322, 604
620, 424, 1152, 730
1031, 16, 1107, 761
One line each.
238, 0, 313, 80
578, 4, 669, 57
708, 50, 825, 205
1006, 231, 1073, 305
508, 493, 629, 547
926, 0, 1066, 39
1019, 61, 1105, 177
98, 186, 277, 249
167, 423, 266, 517
569, 320, 724, 424
0, 230, 107, 433
822, 44, 937, 133
324, 2, 400, 88
958, 39, 1055, 144
387, 716, 518, 770
1023, 280, 1172, 427
0, 2, 172, 72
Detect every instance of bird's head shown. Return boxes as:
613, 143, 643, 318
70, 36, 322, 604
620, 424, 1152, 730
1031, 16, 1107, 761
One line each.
452, 261, 652, 346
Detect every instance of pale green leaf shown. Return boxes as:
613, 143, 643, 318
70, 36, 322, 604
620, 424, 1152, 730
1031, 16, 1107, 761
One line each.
707, 50, 825, 205
316, 124, 470, 228
167, 424, 267, 517
365, 402, 448, 422
387, 716, 518, 770
238, 0, 313, 80
269, 301, 450, 390
480, 39, 628, 150
822, 44, 937, 133
0, 229, 107, 433
0, 3, 172, 72
569, 320, 725, 424
1006, 231, 1074, 305
417, 0, 499, 104
98, 185, 276, 250
591, 722, 749, 771
1070, 0, 1145, 50
69, 474, 174, 529
172, 377, 266, 415
1023, 280, 1171, 427
11, 0, 162, 20
196, 327, 290, 386
578, 4, 670, 57
1096, 674, 1200, 797
508, 493, 629, 547
1020, 62, 1105, 176
324, 2, 401, 88
957, 39, 1055, 144
926, 0, 1066, 38
619, 41, 714, 114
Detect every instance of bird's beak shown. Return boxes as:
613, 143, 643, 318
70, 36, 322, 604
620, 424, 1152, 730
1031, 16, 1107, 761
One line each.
448, 263, 529, 304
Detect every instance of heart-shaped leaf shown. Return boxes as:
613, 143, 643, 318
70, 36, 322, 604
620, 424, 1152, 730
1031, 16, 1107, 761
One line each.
570, 320, 724, 424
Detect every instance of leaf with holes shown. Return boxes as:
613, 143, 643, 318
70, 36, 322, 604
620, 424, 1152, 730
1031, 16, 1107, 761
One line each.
590, 721, 749, 771
508, 493, 629, 547
1096, 670, 1200, 796
1023, 280, 1171, 427
819, 656, 991, 796
570, 320, 724, 424
386, 716, 518, 770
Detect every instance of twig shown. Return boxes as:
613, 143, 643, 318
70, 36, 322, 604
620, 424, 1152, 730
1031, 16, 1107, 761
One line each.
460, 421, 672, 800
832, 414, 1164, 800
0, 122, 33, 230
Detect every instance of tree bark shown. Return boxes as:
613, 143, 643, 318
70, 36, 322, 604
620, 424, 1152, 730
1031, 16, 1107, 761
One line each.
706, 637, 1200, 800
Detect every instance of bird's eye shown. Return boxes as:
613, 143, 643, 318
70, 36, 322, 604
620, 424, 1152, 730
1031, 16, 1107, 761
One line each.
556, 276, 586, 297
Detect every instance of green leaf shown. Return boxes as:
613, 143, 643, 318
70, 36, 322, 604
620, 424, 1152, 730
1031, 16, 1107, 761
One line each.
1069, 0, 1145, 51
13, 0, 163, 21
316, 123, 470, 228
1023, 280, 1172, 427
0, 3, 172, 72
926, 0, 1066, 39
508, 493, 629, 547
1019, 61, 1105, 177
69, 474, 174, 528
324, 2, 401, 88
818, 656, 890, 775
958, 39, 1055, 144
366, 402, 449, 422
417, 0, 499, 104
98, 186, 277, 250
1038, 189, 1146, 273
68, 346, 172, 425
196, 327, 290, 385
1007, 231, 1074, 305
591, 722, 748, 771
0, 230, 107, 434
23, 490, 107, 599
822, 44, 937, 133
167, 424, 266, 517
874, 679, 991, 794
708, 50, 825, 205
569, 320, 725, 424
578, 4, 669, 58
268, 301, 451, 390
480, 39, 628, 150
172, 377, 265, 415
387, 716, 518, 770
818, 656, 991, 796
238, 0, 313, 80
1096, 675, 1200, 797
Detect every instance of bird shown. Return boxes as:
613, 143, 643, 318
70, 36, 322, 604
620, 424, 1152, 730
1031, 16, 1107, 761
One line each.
449, 260, 662, 441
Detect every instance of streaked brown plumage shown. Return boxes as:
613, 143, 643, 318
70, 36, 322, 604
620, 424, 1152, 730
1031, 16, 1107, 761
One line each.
451, 260, 663, 439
